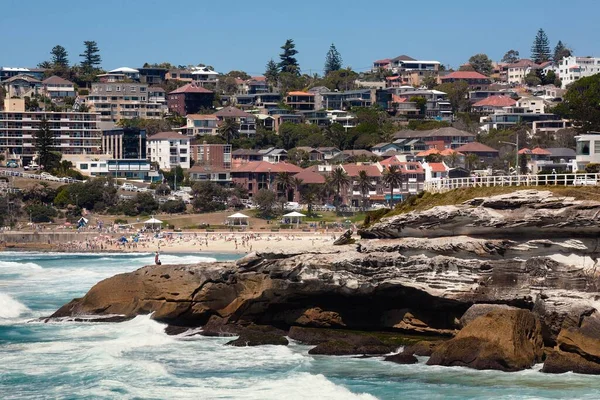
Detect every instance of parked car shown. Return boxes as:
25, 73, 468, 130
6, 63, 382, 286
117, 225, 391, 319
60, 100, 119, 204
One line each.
40, 172, 60, 181
121, 183, 137, 191
574, 177, 598, 186
5, 160, 18, 168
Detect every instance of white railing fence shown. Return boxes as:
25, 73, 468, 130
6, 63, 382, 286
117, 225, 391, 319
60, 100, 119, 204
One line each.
423, 173, 600, 193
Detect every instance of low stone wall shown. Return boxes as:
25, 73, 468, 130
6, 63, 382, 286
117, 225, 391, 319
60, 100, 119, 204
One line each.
0, 231, 103, 245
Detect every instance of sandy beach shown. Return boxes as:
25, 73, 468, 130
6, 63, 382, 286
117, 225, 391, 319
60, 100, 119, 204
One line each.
0, 230, 342, 256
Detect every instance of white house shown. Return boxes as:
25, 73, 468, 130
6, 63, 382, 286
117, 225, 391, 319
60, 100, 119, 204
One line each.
517, 96, 545, 114
574, 133, 600, 171
558, 56, 600, 88
421, 161, 449, 181
147, 131, 191, 170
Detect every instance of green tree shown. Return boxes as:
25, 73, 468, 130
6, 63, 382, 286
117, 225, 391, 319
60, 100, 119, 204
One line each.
135, 192, 159, 215
555, 74, 600, 133
160, 199, 186, 214
468, 53, 494, 76
225, 70, 251, 80
501, 50, 520, 64
525, 70, 542, 86
466, 153, 479, 170
324, 43, 343, 75
220, 76, 239, 95
162, 166, 185, 189
35, 118, 56, 171
279, 39, 300, 75
382, 165, 403, 206
356, 170, 373, 210
26, 204, 58, 223
80, 41, 101, 71
275, 171, 294, 201
218, 118, 240, 144
410, 96, 427, 115
191, 181, 226, 212
542, 70, 559, 86
435, 81, 470, 112
531, 28, 551, 64
422, 75, 438, 89
329, 167, 350, 211
265, 59, 279, 87
553, 40, 572, 62
317, 68, 357, 91
254, 188, 276, 217
51, 45, 69, 67
300, 184, 320, 216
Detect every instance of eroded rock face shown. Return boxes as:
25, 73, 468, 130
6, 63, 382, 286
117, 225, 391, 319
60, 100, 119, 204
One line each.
51, 190, 600, 356
427, 309, 544, 372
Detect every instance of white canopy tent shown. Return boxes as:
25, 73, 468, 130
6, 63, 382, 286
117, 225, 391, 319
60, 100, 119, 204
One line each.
227, 212, 250, 226
283, 211, 306, 226
144, 217, 163, 230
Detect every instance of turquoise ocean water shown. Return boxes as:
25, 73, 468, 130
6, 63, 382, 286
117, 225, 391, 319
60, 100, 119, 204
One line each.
1, 252, 600, 399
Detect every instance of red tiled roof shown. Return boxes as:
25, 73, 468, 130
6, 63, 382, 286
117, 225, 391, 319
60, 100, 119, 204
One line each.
341, 164, 382, 177
381, 161, 424, 174
392, 94, 407, 103
440, 148, 463, 156
509, 59, 539, 68
518, 147, 531, 155
429, 163, 447, 173
169, 83, 213, 94
374, 59, 391, 64
233, 161, 302, 174
442, 71, 490, 80
455, 142, 499, 153
148, 131, 190, 140
473, 95, 517, 107
294, 169, 326, 184
531, 147, 552, 155
416, 148, 440, 157
251, 76, 266, 81
386, 76, 400, 81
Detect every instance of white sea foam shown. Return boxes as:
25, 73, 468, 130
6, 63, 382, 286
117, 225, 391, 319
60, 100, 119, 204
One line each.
0, 260, 44, 272
0, 293, 29, 318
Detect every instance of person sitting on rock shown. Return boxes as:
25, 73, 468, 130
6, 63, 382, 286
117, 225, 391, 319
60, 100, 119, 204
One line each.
155, 252, 162, 265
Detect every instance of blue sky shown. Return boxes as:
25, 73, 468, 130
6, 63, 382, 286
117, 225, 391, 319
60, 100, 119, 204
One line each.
1, 0, 598, 75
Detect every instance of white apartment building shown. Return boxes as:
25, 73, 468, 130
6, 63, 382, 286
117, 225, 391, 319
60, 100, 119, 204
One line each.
87, 82, 167, 122
0, 98, 102, 164
507, 59, 538, 84
558, 56, 600, 88
147, 131, 191, 170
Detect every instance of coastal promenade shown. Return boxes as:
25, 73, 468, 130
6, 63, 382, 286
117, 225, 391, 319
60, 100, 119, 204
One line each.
423, 173, 600, 193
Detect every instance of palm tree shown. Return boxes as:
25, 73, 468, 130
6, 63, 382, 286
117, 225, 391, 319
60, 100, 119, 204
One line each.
445, 151, 460, 168
301, 184, 319, 216
356, 170, 374, 211
329, 167, 350, 212
292, 177, 303, 202
275, 172, 294, 201
466, 153, 479, 171
217, 118, 240, 144
382, 165, 403, 207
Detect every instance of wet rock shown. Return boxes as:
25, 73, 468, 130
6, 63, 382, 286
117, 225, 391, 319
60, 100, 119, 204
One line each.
427, 309, 543, 371
333, 229, 354, 245
384, 353, 419, 364
402, 341, 442, 357
226, 325, 289, 347
542, 350, 600, 374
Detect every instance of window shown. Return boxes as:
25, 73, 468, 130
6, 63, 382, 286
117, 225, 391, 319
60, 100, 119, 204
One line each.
577, 140, 590, 155
80, 163, 88, 170
116, 86, 121, 92
595, 141, 600, 154
106, 86, 112, 92
130, 86, 136, 92
91, 163, 97, 168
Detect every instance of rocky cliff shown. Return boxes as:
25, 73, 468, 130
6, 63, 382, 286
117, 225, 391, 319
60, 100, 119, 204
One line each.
51, 190, 600, 371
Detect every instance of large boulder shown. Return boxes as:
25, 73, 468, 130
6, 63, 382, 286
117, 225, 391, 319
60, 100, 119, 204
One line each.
460, 304, 519, 328
402, 341, 442, 357
542, 310, 600, 373
295, 307, 346, 328
427, 309, 543, 371
384, 353, 418, 364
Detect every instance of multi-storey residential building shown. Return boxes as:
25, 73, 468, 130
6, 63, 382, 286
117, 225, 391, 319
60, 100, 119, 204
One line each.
472, 96, 517, 114
254, 93, 282, 110
558, 56, 600, 88
147, 131, 191, 170
87, 82, 166, 122
0, 98, 102, 164
190, 142, 232, 169
2, 75, 41, 98
388, 89, 452, 120
506, 59, 539, 84
517, 96, 545, 114
468, 90, 518, 103
285, 91, 315, 111
137, 67, 168, 85
42, 76, 76, 99
574, 133, 600, 170
214, 106, 256, 136
0, 67, 45, 82
166, 83, 214, 115
441, 71, 491, 89
165, 69, 194, 82
392, 127, 475, 149
316, 89, 373, 110
341, 163, 384, 206
231, 161, 302, 198
190, 67, 219, 86
102, 127, 147, 160
480, 107, 563, 131
375, 55, 441, 86
181, 114, 219, 136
